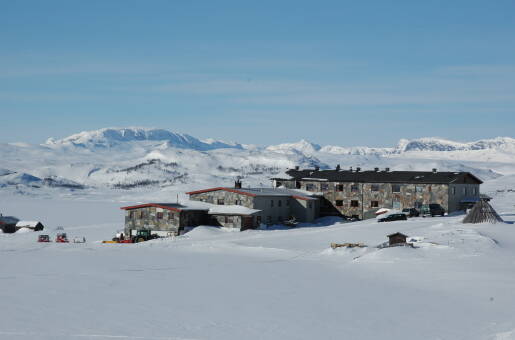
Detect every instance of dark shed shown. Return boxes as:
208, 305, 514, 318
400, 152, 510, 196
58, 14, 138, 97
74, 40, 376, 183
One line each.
387, 232, 408, 246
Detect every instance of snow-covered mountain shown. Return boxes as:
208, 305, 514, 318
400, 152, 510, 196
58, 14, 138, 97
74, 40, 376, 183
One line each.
1, 127, 514, 196
45, 127, 244, 151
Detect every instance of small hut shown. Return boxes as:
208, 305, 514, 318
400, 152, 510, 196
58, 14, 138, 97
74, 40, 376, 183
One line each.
462, 200, 503, 224
15, 221, 45, 231
387, 232, 408, 246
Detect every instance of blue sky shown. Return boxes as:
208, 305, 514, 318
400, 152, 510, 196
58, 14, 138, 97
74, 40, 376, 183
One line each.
1, 0, 514, 146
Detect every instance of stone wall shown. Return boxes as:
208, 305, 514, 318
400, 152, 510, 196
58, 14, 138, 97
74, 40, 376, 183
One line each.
124, 207, 207, 235
210, 215, 243, 229
189, 190, 254, 208
292, 180, 449, 220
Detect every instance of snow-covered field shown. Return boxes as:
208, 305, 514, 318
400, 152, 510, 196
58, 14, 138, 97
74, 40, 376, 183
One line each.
1, 188, 515, 340
1, 128, 515, 339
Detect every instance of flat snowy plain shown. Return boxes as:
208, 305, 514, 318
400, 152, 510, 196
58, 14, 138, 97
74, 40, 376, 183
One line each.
1, 184, 515, 339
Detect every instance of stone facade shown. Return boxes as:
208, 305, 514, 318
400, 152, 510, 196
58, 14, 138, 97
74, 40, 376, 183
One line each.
283, 180, 454, 220
124, 206, 207, 236
189, 189, 318, 225
190, 191, 255, 208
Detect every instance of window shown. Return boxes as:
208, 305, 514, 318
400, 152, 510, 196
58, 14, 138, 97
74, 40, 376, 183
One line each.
217, 199, 225, 205
351, 200, 359, 207
473, 187, 477, 195
224, 216, 228, 223
308, 202, 312, 208
336, 184, 344, 192
336, 200, 343, 207
371, 201, 379, 208
351, 184, 359, 193
235, 200, 242, 205
129, 211, 134, 219
306, 183, 316, 191
392, 184, 401, 193
266, 216, 272, 224
278, 200, 282, 207
256, 216, 262, 225
452, 187, 456, 195
371, 184, 380, 192
463, 188, 467, 195
416, 186, 424, 193
157, 212, 163, 220
286, 200, 290, 206
168, 213, 175, 220
320, 183, 329, 191
271, 200, 274, 207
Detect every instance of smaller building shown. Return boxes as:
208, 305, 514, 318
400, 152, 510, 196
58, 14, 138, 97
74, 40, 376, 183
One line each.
387, 232, 408, 246
208, 205, 261, 231
120, 203, 209, 237
15, 221, 44, 231
187, 185, 319, 225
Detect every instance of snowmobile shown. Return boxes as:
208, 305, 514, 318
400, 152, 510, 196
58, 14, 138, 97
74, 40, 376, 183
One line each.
55, 233, 69, 243
38, 234, 51, 242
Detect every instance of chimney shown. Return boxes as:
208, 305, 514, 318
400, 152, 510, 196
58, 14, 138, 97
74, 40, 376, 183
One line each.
336, 164, 341, 171
235, 180, 242, 189
295, 166, 300, 171
432, 168, 437, 173
356, 167, 361, 172
385, 167, 390, 172
374, 167, 379, 172
350, 167, 353, 172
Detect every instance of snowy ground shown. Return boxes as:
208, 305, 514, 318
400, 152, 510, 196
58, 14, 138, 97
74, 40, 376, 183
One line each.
1, 189, 515, 339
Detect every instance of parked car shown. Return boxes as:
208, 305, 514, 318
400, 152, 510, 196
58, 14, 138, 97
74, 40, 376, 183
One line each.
402, 208, 420, 217
378, 213, 408, 222
420, 204, 446, 217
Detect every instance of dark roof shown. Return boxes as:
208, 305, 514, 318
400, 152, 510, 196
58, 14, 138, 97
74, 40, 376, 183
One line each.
120, 203, 209, 212
387, 232, 408, 238
284, 169, 483, 185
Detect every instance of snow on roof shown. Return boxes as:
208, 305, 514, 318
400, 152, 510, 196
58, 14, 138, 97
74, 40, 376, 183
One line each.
187, 187, 317, 200
120, 203, 209, 211
208, 205, 261, 216
15, 221, 42, 227
0, 215, 19, 224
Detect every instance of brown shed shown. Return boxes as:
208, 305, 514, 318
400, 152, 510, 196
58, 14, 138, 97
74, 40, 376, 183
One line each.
387, 232, 408, 246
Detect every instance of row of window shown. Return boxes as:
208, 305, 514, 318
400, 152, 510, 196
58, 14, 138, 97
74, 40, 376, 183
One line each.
129, 211, 175, 220
217, 199, 243, 205
307, 183, 403, 193
334, 200, 381, 208
451, 187, 477, 195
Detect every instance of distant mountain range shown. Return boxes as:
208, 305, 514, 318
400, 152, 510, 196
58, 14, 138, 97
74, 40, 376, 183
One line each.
1, 127, 513, 196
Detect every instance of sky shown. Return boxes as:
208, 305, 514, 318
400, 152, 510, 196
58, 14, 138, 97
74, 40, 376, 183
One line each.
1, 0, 514, 147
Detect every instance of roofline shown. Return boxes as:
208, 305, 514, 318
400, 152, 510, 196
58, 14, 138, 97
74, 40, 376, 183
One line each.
187, 187, 314, 200
281, 171, 484, 185
120, 203, 208, 212
186, 187, 257, 197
